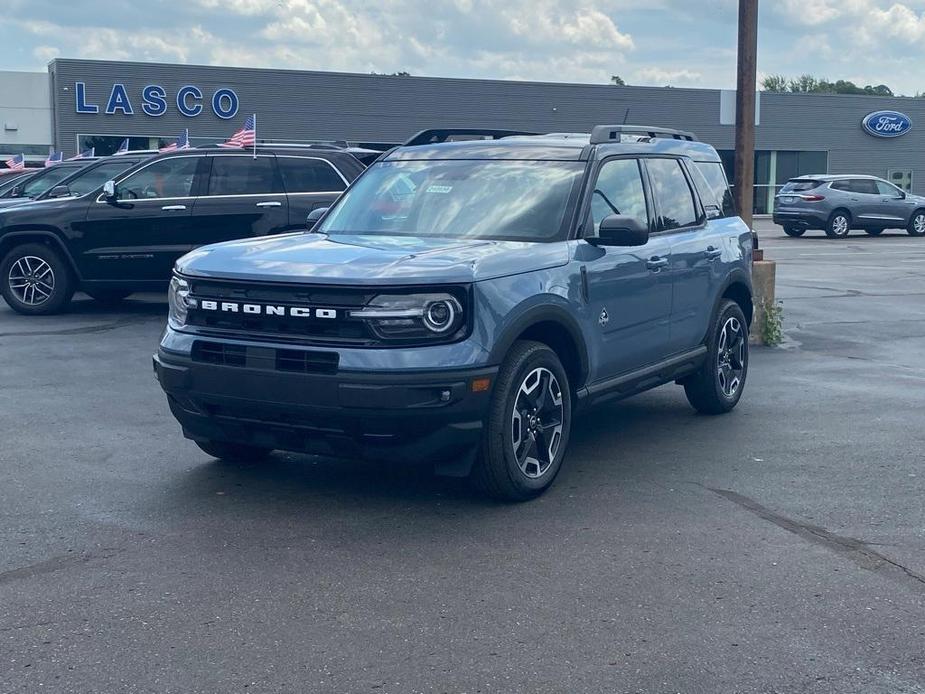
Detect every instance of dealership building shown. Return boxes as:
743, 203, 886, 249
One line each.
1, 58, 923, 213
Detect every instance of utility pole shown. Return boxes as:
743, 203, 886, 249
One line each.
734, 0, 759, 233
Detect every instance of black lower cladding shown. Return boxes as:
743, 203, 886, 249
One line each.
772, 211, 828, 228
154, 350, 497, 466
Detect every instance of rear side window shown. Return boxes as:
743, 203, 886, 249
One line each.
830, 180, 851, 192
278, 157, 346, 193
646, 158, 699, 230
850, 179, 879, 195
693, 161, 736, 217
208, 156, 282, 196
781, 179, 823, 193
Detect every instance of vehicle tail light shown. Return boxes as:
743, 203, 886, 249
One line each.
799, 194, 826, 202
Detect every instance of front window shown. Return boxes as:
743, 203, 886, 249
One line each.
115, 157, 199, 200
319, 159, 584, 242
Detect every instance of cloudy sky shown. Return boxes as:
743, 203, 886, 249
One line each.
3, 0, 925, 94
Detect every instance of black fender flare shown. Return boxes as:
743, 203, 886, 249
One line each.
0, 229, 82, 280
487, 301, 591, 390
708, 268, 754, 336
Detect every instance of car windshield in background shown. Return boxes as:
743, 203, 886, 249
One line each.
319, 159, 584, 242
0, 172, 29, 195
781, 179, 822, 193
66, 161, 140, 197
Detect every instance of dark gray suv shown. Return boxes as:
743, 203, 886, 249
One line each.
773, 175, 925, 238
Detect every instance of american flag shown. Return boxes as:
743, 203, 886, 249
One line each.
114, 138, 130, 155
159, 129, 191, 153
221, 115, 256, 148
5, 154, 25, 171
45, 150, 63, 167
68, 148, 95, 160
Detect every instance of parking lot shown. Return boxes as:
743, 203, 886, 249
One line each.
1, 219, 924, 693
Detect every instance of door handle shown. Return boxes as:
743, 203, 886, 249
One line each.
706, 246, 723, 260
161, 205, 187, 211
646, 256, 669, 271
256, 201, 283, 208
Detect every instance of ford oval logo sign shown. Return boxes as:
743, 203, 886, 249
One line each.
862, 110, 912, 138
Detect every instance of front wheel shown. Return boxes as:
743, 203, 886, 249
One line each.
0, 242, 75, 315
908, 211, 925, 237
195, 440, 273, 462
471, 341, 572, 502
683, 300, 749, 415
783, 225, 805, 237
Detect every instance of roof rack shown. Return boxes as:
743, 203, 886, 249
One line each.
404, 128, 540, 147
590, 125, 697, 145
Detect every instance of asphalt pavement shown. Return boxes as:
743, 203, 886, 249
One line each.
1, 220, 924, 693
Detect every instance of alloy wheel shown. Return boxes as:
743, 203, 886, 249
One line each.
511, 367, 564, 479
832, 215, 849, 237
8, 255, 55, 306
717, 316, 746, 398
914, 214, 925, 235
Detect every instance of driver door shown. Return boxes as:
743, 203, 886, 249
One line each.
76, 155, 206, 282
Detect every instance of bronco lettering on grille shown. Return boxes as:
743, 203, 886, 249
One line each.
194, 299, 337, 319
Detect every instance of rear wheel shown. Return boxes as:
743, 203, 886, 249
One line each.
908, 211, 925, 237
85, 288, 133, 305
825, 211, 851, 238
0, 242, 75, 315
195, 440, 273, 462
471, 341, 572, 502
865, 228, 884, 236
684, 300, 749, 415
783, 225, 805, 237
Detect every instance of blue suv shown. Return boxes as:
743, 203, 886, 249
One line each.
154, 125, 753, 500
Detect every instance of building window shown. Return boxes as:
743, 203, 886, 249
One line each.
720, 150, 829, 214
887, 169, 913, 193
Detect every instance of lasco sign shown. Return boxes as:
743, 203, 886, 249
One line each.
74, 82, 239, 119
861, 110, 912, 138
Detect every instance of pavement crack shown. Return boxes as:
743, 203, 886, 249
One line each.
0, 315, 157, 338
707, 487, 925, 591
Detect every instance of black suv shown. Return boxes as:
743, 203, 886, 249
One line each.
0, 146, 365, 314
0, 161, 93, 207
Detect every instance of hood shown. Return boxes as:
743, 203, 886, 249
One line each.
176, 232, 569, 285
0, 195, 82, 223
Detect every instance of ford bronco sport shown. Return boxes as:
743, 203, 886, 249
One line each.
154, 125, 753, 501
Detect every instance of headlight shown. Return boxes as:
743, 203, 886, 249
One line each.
167, 275, 190, 328
350, 292, 465, 341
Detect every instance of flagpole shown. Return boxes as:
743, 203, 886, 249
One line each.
253, 113, 257, 160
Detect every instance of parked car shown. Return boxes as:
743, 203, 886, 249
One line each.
0, 160, 92, 207
773, 175, 925, 238
0, 171, 33, 197
0, 146, 366, 314
154, 125, 753, 501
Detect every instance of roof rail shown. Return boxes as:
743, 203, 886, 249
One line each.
590, 125, 697, 145
404, 128, 540, 147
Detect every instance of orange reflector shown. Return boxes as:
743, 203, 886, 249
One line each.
471, 378, 492, 393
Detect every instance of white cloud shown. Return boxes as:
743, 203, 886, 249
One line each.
633, 67, 704, 87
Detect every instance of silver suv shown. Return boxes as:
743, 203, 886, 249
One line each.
773, 175, 925, 238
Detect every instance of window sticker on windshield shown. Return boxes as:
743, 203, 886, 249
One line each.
426, 185, 453, 194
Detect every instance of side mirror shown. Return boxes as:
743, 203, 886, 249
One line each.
102, 180, 116, 200
306, 206, 329, 230
897, 192, 907, 200
590, 214, 649, 247
47, 185, 71, 199
9, 184, 24, 198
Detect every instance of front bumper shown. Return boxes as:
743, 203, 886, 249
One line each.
154, 349, 496, 474
772, 209, 828, 228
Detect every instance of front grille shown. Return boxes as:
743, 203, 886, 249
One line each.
185, 278, 378, 346
192, 341, 339, 375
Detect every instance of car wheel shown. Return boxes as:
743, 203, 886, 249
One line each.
86, 289, 133, 305
825, 211, 851, 238
195, 440, 273, 462
907, 211, 925, 237
472, 340, 572, 502
0, 242, 75, 315
865, 228, 884, 236
783, 226, 805, 237
683, 300, 749, 415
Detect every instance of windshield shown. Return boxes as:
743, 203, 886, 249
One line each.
319, 159, 584, 242
0, 172, 30, 196
65, 160, 140, 197
20, 167, 76, 197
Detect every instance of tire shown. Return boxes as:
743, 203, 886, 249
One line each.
195, 440, 273, 462
865, 228, 884, 236
471, 340, 572, 502
0, 242, 75, 315
907, 210, 925, 237
684, 300, 749, 415
783, 226, 805, 237
86, 289, 133, 304
825, 211, 851, 238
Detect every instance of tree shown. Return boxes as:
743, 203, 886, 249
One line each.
761, 74, 896, 96
610, 75, 626, 86
761, 74, 788, 92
